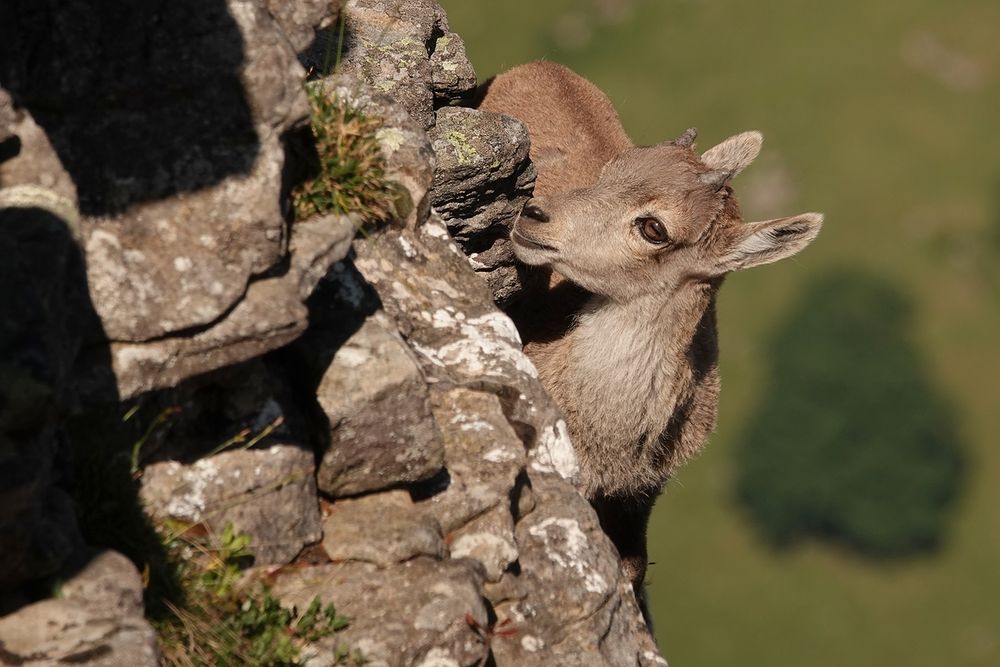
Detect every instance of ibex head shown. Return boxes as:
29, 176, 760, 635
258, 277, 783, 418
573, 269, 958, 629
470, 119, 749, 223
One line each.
511, 129, 822, 301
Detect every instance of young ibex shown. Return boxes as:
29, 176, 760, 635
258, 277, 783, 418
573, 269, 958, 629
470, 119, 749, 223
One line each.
479, 61, 822, 620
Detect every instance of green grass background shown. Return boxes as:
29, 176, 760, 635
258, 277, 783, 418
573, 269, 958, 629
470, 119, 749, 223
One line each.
439, 1, 1000, 664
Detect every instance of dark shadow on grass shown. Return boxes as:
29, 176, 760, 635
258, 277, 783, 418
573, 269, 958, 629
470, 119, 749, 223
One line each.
734, 268, 966, 559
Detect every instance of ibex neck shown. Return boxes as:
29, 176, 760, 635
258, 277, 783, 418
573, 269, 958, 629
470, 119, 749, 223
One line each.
572, 282, 718, 373
554, 280, 720, 497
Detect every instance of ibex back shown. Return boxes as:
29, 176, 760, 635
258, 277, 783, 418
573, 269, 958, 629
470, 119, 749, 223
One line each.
479, 61, 822, 624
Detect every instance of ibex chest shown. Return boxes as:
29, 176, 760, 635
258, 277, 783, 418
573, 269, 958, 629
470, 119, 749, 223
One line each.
537, 297, 716, 496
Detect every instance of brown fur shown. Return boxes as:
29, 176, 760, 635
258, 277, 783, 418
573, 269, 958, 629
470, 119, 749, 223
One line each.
479, 62, 822, 623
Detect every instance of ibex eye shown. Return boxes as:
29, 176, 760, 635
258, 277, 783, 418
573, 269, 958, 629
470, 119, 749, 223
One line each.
636, 216, 670, 245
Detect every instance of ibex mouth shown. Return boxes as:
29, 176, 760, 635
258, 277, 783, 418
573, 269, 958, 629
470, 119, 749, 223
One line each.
511, 230, 557, 252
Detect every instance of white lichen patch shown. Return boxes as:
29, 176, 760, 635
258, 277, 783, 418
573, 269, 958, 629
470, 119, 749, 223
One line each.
527, 517, 608, 595
335, 346, 373, 368
458, 420, 493, 433
531, 419, 579, 481
431, 308, 458, 329
482, 447, 516, 463
375, 127, 406, 156
397, 234, 418, 259
163, 458, 221, 521
449, 410, 494, 432
521, 635, 545, 652
173, 256, 193, 272
449, 532, 518, 572
421, 218, 451, 240
416, 648, 460, 667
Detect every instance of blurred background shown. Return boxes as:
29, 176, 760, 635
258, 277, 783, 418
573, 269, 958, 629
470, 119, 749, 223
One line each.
440, 1, 999, 664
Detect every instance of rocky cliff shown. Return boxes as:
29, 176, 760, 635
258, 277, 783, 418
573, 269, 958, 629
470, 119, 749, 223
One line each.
0, 1, 663, 664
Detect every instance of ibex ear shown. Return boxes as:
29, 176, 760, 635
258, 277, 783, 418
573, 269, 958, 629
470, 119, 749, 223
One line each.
717, 212, 823, 273
701, 131, 763, 178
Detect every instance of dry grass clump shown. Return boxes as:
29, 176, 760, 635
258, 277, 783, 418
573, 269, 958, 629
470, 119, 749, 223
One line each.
292, 84, 400, 224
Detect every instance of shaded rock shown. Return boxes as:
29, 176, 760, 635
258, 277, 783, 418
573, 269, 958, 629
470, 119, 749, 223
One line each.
269, 558, 488, 667
94, 276, 307, 401
0, 0, 309, 342
289, 213, 359, 300
140, 444, 321, 565
322, 490, 445, 565
0, 550, 159, 666
264, 0, 340, 53
428, 106, 537, 305
315, 314, 444, 497
0, 200, 90, 588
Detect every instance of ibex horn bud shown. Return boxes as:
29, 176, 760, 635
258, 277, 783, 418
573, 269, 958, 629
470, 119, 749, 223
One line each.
699, 169, 733, 192
672, 128, 698, 148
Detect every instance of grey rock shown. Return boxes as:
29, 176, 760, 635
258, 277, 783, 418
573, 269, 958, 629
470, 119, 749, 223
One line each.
290, 213, 359, 300
0, 550, 159, 666
315, 314, 444, 497
430, 32, 478, 104
353, 219, 576, 493
78, 213, 356, 401
322, 490, 445, 566
487, 476, 663, 666
96, 275, 307, 401
268, 558, 489, 667
448, 503, 518, 583
141, 444, 321, 565
428, 106, 538, 305
351, 0, 448, 44
264, 0, 340, 53
337, 3, 437, 130
419, 388, 524, 534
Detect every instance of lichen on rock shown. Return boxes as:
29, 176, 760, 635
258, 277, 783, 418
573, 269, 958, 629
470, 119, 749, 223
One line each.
0, 0, 664, 664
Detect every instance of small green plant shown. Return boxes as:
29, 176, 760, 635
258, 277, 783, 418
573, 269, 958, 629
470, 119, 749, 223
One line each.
292, 84, 401, 224
70, 404, 360, 666
157, 523, 363, 666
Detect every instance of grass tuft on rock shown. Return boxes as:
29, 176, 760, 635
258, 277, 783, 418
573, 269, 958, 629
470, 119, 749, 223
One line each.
70, 404, 362, 666
155, 523, 363, 667
292, 84, 400, 224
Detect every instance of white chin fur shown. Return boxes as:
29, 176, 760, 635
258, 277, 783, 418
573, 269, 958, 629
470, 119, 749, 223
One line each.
511, 242, 553, 266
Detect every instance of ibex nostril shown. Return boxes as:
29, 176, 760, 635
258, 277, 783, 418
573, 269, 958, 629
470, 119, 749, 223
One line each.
521, 200, 550, 223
